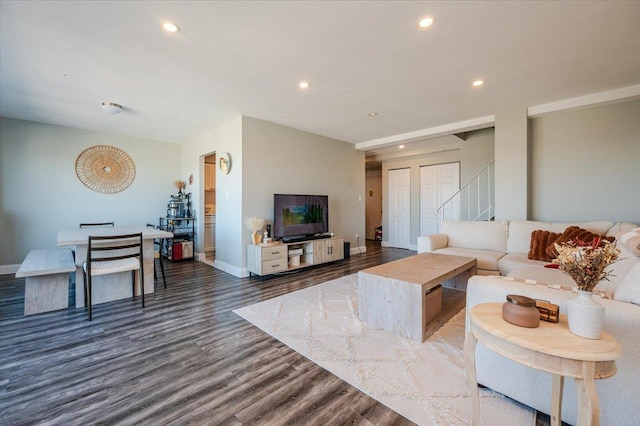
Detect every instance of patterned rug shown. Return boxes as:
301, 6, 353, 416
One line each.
234, 274, 534, 425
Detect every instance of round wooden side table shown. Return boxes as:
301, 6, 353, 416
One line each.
464, 302, 621, 426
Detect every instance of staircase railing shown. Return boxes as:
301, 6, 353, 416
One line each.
436, 160, 494, 231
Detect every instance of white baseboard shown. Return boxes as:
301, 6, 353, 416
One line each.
194, 252, 206, 261
213, 259, 247, 278
350, 245, 367, 256
0, 264, 20, 276
378, 241, 417, 251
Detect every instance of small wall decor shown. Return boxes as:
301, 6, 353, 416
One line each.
75, 145, 136, 193
218, 152, 231, 174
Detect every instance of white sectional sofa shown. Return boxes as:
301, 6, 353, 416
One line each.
420, 220, 640, 425
418, 220, 633, 278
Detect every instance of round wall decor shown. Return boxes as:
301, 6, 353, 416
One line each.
75, 145, 136, 193
218, 152, 231, 174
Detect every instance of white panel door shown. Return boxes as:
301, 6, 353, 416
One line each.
419, 166, 438, 236
420, 163, 460, 235
388, 168, 411, 249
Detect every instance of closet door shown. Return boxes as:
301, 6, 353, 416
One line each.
388, 168, 411, 249
420, 163, 460, 235
419, 166, 438, 236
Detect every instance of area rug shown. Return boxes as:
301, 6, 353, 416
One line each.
233, 274, 534, 425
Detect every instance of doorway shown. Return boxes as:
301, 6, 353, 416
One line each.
365, 170, 382, 241
387, 168, 411, 249
203, 153, 216, 261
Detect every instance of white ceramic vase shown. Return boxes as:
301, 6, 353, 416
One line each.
566, 289, 604, 339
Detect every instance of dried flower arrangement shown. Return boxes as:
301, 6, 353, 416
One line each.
546, 236, 620, 292
245, 217, 265, 233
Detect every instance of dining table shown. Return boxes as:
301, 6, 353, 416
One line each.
57, 225, 173, 308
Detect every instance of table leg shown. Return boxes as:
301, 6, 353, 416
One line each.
464, 330, 480, 426
551, 374, 564, 426
576, 361, 599, 426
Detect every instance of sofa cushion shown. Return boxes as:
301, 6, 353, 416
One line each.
432, 247, 504, 272
613, 262, 640, 305
498, 252, 550, 275
605, 243, 640, 298
545, 226, 615, 258
619, 229, 640, 257
528, 230, 561, 262
440, 220, 508, 252
507, 220, 613, 254
607, 222, 639, 237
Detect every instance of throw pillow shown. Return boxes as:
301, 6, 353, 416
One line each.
612, 261, 640, 305
528, 230, 561, 262
545, 226, 615, 259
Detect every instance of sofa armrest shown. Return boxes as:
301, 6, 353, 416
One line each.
417, 234, 448, 253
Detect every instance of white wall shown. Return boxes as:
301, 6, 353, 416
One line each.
179, 116, 364, 277
529, 100, 640, 223
0, 117, 181, 270
381, 131, 495, 248
180, 116, 243, 276
242, 117, 365, 263
495, 108, 528, 221
459, 128, 495, 184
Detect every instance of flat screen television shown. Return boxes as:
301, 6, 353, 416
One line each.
273, 194, 329, 242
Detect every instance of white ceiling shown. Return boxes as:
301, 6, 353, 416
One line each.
1, 1, 639, 149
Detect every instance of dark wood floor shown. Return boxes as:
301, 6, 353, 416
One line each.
0, 242, 547, 425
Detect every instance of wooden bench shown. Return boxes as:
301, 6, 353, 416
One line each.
15, 248, 76, 315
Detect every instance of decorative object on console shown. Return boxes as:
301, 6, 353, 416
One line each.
566, 290, 606, 339
548, 237, 620, 339
549, 237, 620, 292
502, 294, 540, 328
535, 299, 560, 323
263, 224, 271, 243
246, 217, 265, 245
75, 145, 135, 194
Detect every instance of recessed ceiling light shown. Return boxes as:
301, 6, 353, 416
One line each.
399, 145, 405, 149
368, 112, 378, 117
418, 17, 434, 28
162, 22, 180, 33
101, 102, 123, 114
472, 80, 484, 87
298, 81, 310, 89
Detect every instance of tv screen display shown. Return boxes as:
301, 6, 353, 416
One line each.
274, 194, 328, 241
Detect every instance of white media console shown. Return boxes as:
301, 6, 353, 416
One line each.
247, 236, 344, 278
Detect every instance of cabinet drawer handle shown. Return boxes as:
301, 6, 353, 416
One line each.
271, 264, 281, 268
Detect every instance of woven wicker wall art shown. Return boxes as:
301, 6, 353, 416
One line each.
75, 145, 136, 193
